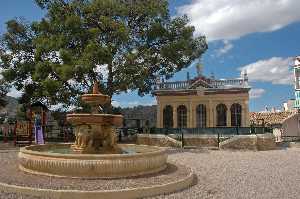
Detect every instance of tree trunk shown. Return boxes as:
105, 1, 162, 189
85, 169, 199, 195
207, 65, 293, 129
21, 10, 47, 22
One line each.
107, 64, 113, 113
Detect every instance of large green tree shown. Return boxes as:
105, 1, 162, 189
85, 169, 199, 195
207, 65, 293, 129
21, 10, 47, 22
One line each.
0, 0, 207, 109
0, 79, 8, 107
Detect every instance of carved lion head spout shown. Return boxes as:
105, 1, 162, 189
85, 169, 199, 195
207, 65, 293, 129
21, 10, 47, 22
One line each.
73, 124, 93, 150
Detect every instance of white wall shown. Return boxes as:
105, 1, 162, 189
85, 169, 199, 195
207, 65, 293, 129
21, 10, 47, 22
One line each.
282, 113, 300, 137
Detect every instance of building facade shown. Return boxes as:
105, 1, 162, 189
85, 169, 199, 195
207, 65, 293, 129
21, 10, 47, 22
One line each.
283, 99, 296, 112
294, 56, 300, 109
153, 73, 250, 128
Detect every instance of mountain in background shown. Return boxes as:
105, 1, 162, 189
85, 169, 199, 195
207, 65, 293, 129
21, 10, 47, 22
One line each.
0, 96, 19, 118
0, 96, 158, 128
121, 105, 157, 127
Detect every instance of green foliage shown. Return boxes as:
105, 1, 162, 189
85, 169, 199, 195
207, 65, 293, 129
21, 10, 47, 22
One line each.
0, 79, 9, 107
0, 0, 207, 108
16, 104, 27, 120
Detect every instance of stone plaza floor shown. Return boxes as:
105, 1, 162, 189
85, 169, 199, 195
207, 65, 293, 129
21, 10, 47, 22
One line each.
149, 147, 300, 199
0, 143, 300, 199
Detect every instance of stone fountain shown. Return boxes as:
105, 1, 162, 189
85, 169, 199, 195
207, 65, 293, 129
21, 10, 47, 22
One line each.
18, 82, 167, 178
68, 82, 122, 154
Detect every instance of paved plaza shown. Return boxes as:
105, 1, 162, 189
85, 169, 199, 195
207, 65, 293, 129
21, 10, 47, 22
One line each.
149, 147, 300, 199
1, 144, 300, 199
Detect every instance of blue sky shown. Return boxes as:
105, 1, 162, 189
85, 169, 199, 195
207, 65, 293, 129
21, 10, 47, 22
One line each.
0, 0, 299, 112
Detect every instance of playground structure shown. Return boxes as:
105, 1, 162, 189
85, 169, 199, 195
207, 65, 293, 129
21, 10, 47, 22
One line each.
0, 102, 49, 146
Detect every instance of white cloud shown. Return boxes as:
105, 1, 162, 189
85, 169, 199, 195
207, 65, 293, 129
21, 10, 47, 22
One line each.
94, 64, 108, 81
49, 103, 79, 112
249, 88, 265, 99
112, 100, 120, 107
115, 99, 156, 108
7, 87, 22, 98
127, 101, 140, 108
177, 0, 300, 41
144, 99, 157, 106
239, 57, 293, 85
49, 103, 64, 111
216, 40, 233, 56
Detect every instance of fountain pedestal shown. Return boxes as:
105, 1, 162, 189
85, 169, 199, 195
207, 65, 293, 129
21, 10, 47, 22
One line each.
67, 82, 123, 153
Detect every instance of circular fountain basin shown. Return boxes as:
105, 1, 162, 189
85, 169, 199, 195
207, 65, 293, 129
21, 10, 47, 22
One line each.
18, 144, 168, 178
67, 114, 123, 126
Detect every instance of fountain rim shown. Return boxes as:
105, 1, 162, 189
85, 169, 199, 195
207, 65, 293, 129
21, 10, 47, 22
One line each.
20, 144, 166, 159
81, 93, 110, 97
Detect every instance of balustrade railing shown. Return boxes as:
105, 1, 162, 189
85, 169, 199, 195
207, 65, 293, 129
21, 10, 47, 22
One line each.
210, 79, 246, 88
155, 80, 191, 90
154, 78, 248, 91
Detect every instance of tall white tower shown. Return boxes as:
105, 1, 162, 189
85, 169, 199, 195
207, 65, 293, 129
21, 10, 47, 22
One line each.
294, 56, 300, 109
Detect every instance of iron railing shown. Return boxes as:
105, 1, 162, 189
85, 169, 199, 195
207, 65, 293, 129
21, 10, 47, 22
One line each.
151, 127, 269, 135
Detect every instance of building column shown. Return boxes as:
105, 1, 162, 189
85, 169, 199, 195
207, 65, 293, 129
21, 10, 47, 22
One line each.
193, 103, 197, 128
173, 104, 177, 128
189, 102, 193, 128
160, 104, 164, 128
226, 103, 231, 127
209, 101, 214, 127
156, 99, 161, 128
243, 101, 250, 127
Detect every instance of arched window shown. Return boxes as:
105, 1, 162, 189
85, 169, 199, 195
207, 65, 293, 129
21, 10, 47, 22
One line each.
231, 103, 242, 127
163, 105, 173, 128
196, 104, 206, 127
177, 105, 187, 128
216, 104, 227, 126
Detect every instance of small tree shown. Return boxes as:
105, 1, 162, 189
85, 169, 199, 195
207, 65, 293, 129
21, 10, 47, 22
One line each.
0, 0, 207, 109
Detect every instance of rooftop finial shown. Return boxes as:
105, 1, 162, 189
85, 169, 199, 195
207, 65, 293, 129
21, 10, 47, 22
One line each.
243, 70, 248, 81
196, 61, 203, 77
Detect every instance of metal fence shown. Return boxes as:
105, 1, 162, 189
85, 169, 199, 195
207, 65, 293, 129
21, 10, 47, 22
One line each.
0, 123, 17, 141
147, 127, 272, 148
0, 124, 272, 147
0, 124, 75, 143
151, 127, 270, 136
281, 136, 300, 142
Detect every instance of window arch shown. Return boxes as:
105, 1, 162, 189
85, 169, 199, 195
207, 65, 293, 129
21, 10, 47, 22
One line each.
216, 104, 227, 126
231, 103, 242, 127
177, 105, 187, 128
196, 104, 206, 127
163, 105, 173, 128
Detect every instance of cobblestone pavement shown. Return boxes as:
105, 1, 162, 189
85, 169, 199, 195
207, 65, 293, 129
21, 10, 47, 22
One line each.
149, 148, 300, 199
0, 143, 300, 199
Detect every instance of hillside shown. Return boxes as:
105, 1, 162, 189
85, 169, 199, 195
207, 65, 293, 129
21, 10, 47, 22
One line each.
0, 96, 19, 118
0, 96, 158, 128
121, 105, 157, 127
